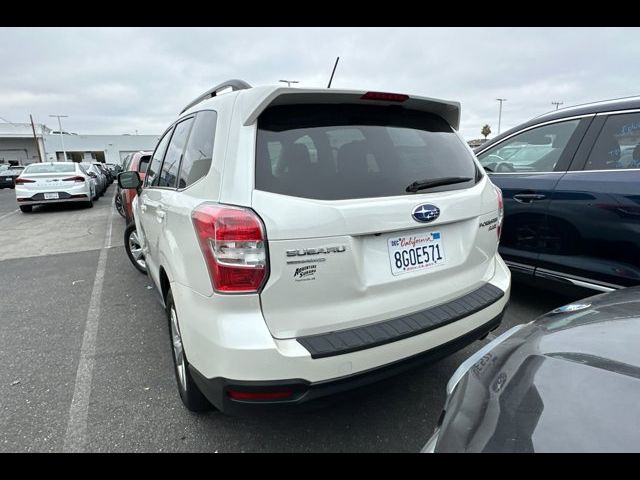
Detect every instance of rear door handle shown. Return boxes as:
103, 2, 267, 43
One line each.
156, 209, 166, 221
513, 193, 546, 203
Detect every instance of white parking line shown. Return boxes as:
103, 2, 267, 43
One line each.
63, 189, 116, 452
0, 209, 18, 223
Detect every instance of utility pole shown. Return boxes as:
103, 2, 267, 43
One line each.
49, 115, 69, 161
552, 101, 563, 110
496, 98, 507, 134
29, 114, 43, 163
279, 80, 300, 87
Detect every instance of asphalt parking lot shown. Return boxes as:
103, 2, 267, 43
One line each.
0, 185, 587, 452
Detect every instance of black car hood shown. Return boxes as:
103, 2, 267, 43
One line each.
435, 287, 640, 452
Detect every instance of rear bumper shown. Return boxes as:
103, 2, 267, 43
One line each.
16, 195, 90, 205
190, 305, 506, 414
16, 184, 91, 205
173, 255, 511, 413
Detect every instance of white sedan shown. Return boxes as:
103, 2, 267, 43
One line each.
15, 162, 96, 212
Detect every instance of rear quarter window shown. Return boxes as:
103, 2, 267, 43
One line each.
255, 104, 477, 200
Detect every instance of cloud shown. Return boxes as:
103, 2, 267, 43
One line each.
0, 27, 638, 139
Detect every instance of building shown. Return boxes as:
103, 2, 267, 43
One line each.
0, 122, 49, 165
467, 138, 488, 149
0, 121, 159, 166
43, 133, 159, 164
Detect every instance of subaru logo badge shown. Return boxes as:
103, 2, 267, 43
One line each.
412, 204, 440, 223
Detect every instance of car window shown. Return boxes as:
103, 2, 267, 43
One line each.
477, 120, 580, 173
138, 155, 151, 174
584, 113, 640, 171
122, 154, 132, 170
146, 129, 173, 187
178, 111, 216, 189
157, 117, 194, 188
256, 104, 477, 200
23, 163, 76, 174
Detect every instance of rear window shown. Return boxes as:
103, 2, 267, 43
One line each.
255, 104, 477, 200
24, 163, 75, 174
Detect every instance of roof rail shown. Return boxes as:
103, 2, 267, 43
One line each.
180, 79, 252, 114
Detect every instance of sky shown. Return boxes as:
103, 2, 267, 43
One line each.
1, 27, 639, 140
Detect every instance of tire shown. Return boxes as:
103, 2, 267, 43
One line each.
114, 192, 126, 218
124, 222, 147, 274
166, 289, 212, 412
19, 205, 32, 213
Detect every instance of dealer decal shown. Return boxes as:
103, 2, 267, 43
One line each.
293, 264, 317, 282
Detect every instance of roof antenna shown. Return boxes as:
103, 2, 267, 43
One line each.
327, 56, 340, 88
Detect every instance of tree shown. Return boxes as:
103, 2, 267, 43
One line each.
481, 124, 491, 140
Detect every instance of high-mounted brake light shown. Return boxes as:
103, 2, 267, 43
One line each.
191, 204, 268, 293
361, 91, 409, 102
14, 178, 35, 185
62, 176, 86, 183
495, 185, 504, 241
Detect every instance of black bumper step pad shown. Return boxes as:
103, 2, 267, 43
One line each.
297, 283, 504, 359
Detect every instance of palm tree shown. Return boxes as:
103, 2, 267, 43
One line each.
481, 124, 491, 140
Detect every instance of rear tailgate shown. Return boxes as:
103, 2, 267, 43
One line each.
247, 92, 500, 340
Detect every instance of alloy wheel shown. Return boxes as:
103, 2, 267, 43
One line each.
127, 230, 146, 269
169, 306, 187, 392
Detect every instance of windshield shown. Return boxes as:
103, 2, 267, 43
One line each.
255, 104, 478, 200
23, 163, 75, 174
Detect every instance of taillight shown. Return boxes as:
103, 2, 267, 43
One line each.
495, 185, 504, 241
361, 91, 409, 102
62, 176, 86, 183
14, 178, 35, 185
191, 203, 268, 293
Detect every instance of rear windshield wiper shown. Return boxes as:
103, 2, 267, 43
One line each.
405, 176, 473, 193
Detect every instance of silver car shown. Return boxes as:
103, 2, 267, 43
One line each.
15, 162, 96, 212
80, 162, 107, 197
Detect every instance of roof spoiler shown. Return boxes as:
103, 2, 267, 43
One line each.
242, 88, 461, 130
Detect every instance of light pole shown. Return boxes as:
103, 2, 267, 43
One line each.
551, 101, 563, 110
49, 115, 69, 161
496, 99, 507, 135
279, 80, 300, 87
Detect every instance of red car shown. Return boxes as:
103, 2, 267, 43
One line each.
115, 151, 152, 222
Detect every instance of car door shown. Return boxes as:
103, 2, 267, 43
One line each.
537, 111, 640, 289
476, 116, 592, 277
141, 117, 195, 287
138, 127, 174, 285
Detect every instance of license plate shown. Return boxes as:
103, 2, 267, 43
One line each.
388, 231, 446, 276
44, 193, 59, 200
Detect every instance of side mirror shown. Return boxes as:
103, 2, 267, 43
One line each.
118, 171, 142, 191
88, 172, 97, 178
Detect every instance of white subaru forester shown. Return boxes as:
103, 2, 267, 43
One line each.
118, 80, 511, 413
